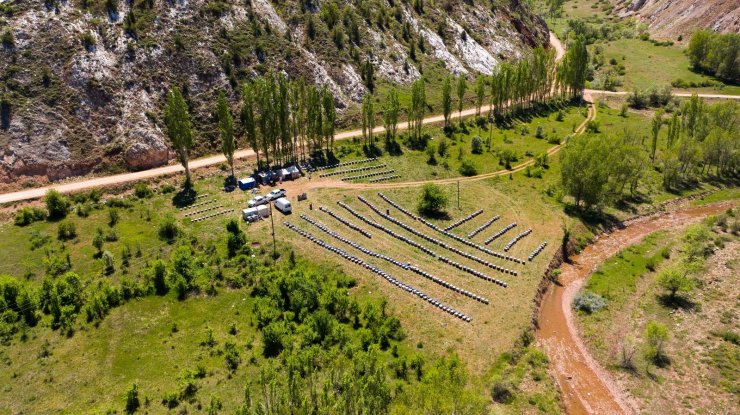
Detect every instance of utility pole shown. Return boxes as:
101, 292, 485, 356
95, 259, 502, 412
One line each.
269, 202, 277, 259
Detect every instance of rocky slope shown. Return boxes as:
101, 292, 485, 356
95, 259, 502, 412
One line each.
615, 0, 740, 40
0, 0, 548, 187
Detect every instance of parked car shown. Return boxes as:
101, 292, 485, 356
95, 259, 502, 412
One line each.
274, 197, 292, 214
248, 195, 269, 207
266, 188, 286, 201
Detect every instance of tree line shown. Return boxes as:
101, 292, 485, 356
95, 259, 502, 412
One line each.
164, 74, 339, 185
561, 97, 739, 209
687, 31, 739, 84
164, 36, 590, 185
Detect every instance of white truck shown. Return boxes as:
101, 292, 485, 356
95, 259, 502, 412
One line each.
274, 197, 292, 214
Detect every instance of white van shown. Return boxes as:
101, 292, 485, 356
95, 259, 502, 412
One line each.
274, 197, 292, 214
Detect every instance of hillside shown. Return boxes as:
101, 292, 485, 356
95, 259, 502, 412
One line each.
0, 0, 548, 187
615, 0, 740, 40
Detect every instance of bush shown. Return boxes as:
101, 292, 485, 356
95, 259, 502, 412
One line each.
125, 383, 140, 414
160, 184, 176, 194
57, 221, 77, 241
535, 125, 544, 138
491, 381, 513, 403
458, 160, 477, 176
658, 266, 694, 302
619, 103, 628, 117
45, 189, 70, 220
102, 251, 115, 275
158, 215, 180, 242
470, 136, 483, 154
555, 110, 565, 121
223, 341, 240, 372
573, 291, 607, 313
262, 321, 287, 357
15, 207, 46, 226
134, 182, 153, 198
585, 120, 600, 133
76, 203, 91, 218
417, 184, 448, 217
108, 208, 120, 227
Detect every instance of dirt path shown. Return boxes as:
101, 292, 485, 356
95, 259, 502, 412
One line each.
585, 89, 740, 100
0, 33, 568, 205
536, 200, 736, 415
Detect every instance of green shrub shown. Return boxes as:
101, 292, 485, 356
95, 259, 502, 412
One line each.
14, 207, 46, 226
57, 221, 77, 241
125, 383, 140, 414
45, 189, 70, 220
76, 203, 91, 218
108, 208, 120, 227
134, 182, 153, 198
470, 136, 483, 154
417, 184, 448, 217
1, 29, 14, 48
158, 215, 180, 242
160, 184, 176, 193
458, 160, 477, 176
585, 120, 600, 133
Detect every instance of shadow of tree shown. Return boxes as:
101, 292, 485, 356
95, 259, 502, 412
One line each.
657, 293, 697, 311
172, 185, 197, 208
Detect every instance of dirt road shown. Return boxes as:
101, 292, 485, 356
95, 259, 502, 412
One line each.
585, 89, 740, 100
0, 33, 567, 205
536, 200, 736, 415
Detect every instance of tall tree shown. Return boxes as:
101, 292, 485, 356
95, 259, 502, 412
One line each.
164, 86, 194, 185
361, 94, 375, 147
441, 75, 452, 128
241, 83, 259, 167
650, 109, 664, 163
322, 86, 336, 152
456, 76, 467, 123
475, 75, 486, 117
216, 91, 236, 179
383, 87, 400, 140
408, 79, 426, 148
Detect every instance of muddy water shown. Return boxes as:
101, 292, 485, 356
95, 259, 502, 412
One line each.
537, 201, 735, 415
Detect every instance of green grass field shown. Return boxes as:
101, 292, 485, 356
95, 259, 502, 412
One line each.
591, 38, 740, 95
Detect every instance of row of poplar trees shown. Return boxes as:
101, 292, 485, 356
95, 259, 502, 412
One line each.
166, 37, 589, 184
439, 39, 589, 129
163, 74, 338, 184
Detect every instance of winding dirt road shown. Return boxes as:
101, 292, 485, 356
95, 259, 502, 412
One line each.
537, 200, 737, 415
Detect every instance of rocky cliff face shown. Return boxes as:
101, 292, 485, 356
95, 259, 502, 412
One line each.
0, 0, 548, 186
616, 0, 740, 40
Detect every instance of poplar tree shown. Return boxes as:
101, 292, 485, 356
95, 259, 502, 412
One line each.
216, 91, 236, 179
408, 79, 426, 148
475, 75, 486, 117
361, 94, 375, 147
322, 86, 336, 152
651, 109, 664, 163
441, 75, 452, 128
241, 83, 259, 167
456, 76, 467, 123
383, 87, 400, 140
164, 86, 194, 185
